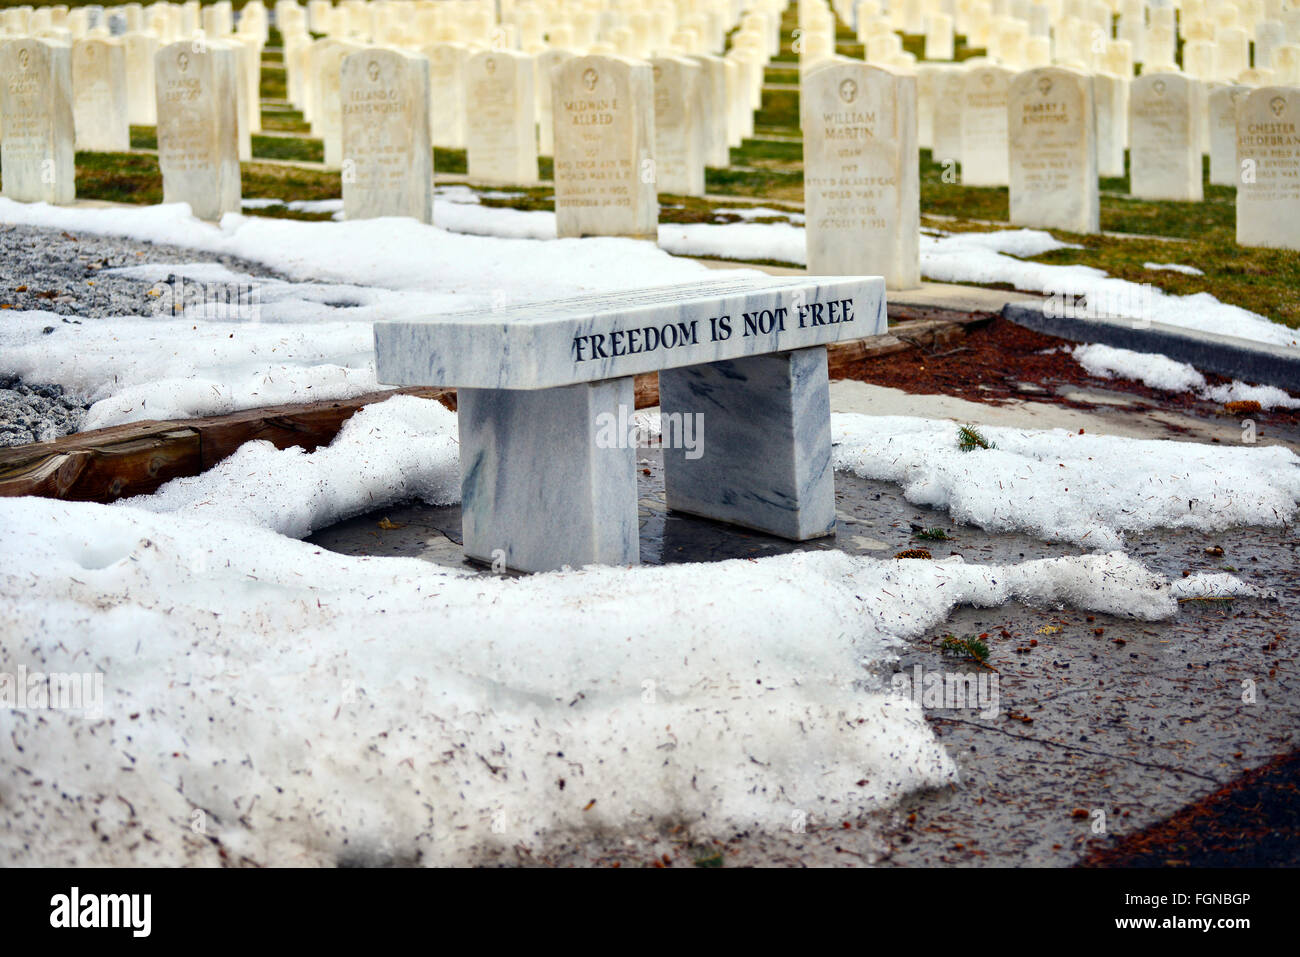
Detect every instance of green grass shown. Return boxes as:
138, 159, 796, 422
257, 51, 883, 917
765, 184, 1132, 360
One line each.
729, 137, 802, 167
434, 147, 467, 175
250, 134, 322, 163
130, 124, 324, 164
755, 86, 799, 131
67, 150, 342, 219
260, 109, 311, 134
259, 65, 287, 101
129, 125, 157, 151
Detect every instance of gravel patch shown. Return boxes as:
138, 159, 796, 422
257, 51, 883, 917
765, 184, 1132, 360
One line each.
1, 221, 288, 447
0, 221, 287, 318
0, 375, 88, 447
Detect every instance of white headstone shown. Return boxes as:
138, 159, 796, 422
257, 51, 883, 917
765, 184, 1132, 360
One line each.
1236, 85, 1300, 248
931, 65, 965, 164
122, 31, 159, 125
340, 47, 433, 224
1129, 72, 1203, 200
803, 61, 921, 289
1008, 66, 1099, 232
534, 47, 573, 157
0, 38, 76, 204
424, 43, 468, 149
961, 64, 1013, 185
155, 39, 241, 220
1093, 72, 1128, 177
313, 38, 362, 167
1209, 83, 1249, 185
72, 36, 129, 151
465, 49, 539, 185
651, 56, 706, 196
552, 55, 658, 239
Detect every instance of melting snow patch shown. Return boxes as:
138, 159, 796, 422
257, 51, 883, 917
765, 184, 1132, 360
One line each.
0, 492, 1228, 866
117, 395, 461, 538
831, 413, 1300, 549
1074, 343, 1300, 410
1172, 573, 1276, 601
1144, 261, 1204, 276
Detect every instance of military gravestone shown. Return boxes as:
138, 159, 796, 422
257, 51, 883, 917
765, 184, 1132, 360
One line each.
551, 55, 658, 239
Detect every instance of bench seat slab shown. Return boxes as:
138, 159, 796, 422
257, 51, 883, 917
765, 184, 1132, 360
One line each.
458, 378, 639, 573
658, 346, 836, 541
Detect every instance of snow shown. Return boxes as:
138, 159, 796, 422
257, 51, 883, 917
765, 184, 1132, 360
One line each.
8, 199, 1290, 353
241, 198, 345, 216
117, 394, 461, 538
711, 206, 806, 223
0, 493, 1238, 866
659, 220, 807, 264
0, 201, 752, 427
1074, 343, 1300, 410
1170, 573, 1275, 600
2, 394, 1288, 864
831, 413, 1300, 550
412, 197, 1295, 350
0, 199, 735, 300
1144, 261, 1204, 276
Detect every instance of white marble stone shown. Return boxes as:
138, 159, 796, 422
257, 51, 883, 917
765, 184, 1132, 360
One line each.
687, 52, 730, 167
1129, 72, 1203, 201
0, 37, 76, 205
1008, 66, 1099, 233
457, 378, 639, 573
122, 30, 158, 125
1093, 71, 1127, 177
651, 55, 706, 196
465, 49, 539, 186
931, 65, 966, 163
803, 61, 921, 289
373, 277, 886, 391
1236, 85, 1300, 249
534, 47, 572, 157
154, 39, 240, 220
72, 36, 129, 151
1209, 83, 1249, 186
551, 54, 658, 239
381, 277, 886, 573
660, 347, 836, 541
312, 38, 361, 168
423, 42, 469, 149
340, 46, 433, 224
961, 64, 1013, 185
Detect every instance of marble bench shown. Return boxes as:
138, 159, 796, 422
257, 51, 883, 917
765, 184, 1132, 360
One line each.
374, 276, 887, 572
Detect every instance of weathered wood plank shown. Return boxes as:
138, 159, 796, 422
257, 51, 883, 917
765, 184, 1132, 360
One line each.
0, 387, 455, 502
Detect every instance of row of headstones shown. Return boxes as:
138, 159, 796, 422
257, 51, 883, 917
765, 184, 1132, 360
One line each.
929, 60, 1292, 202
803, 0, 1300, 80
296, 42, 760, 188
0, 31, 262, 153
0, 35, 755, 222
800, 61, 1300, 288
281, 0, 783, 158
0, 0, 267, 44
295, 0, 774, 58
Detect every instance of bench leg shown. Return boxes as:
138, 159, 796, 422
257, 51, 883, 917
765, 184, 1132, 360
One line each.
457, 378, 639, 573
657, 346, 836, 541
